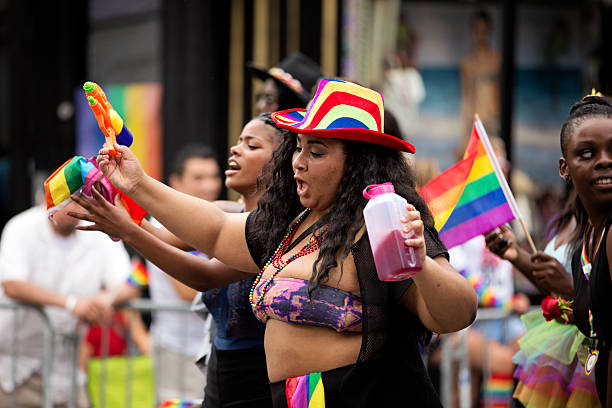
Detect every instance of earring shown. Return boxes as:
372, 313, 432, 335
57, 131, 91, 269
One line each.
565, 175, 571, 182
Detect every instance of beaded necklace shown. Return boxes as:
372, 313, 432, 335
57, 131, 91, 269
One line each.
249, 209, 323, 308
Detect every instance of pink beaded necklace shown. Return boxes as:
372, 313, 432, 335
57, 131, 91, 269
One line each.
249, 209, 323, 308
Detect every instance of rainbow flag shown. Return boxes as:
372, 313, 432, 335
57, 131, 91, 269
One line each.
44, 156, 114, 216
285, 372, 325, 408
127, 257, 149, 288
419, 120, 518, 249
75, 83, 163, 180
44, 155, 147, 224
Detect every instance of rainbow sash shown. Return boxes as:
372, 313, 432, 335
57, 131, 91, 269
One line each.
285, 372, 325, 408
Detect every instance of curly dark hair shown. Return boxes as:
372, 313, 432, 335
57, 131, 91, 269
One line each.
252, 132, 434, 291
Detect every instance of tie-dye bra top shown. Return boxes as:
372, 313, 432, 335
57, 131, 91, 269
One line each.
251, 277, 363, 332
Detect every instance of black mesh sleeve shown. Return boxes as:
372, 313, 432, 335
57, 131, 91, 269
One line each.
424, 223, 449, 261
245, 210, 267, 269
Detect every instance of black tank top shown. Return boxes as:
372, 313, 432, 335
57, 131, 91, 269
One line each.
572, 213, 612, 405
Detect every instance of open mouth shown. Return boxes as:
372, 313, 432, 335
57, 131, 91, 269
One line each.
295, 177, 308, 197
227, 159, 241, 171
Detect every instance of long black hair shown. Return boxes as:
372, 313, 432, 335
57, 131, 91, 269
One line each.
252, 132, 434, 291
559, 95, 612, 251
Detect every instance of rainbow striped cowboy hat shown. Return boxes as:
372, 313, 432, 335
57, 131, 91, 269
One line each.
271, 78, 416, 153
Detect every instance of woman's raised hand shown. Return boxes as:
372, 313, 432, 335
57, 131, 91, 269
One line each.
401, 203, 426, 264
530, 251, 573, 298
68, 186, 138, 240
97, 144, 145, 195
484, 225, 518, 261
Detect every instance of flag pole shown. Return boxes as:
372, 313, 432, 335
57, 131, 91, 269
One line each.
474, 114, 537, 255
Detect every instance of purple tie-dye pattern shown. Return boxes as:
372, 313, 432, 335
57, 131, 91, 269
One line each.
252, 277, 363, 332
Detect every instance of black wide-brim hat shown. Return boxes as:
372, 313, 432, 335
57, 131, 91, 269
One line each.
247, 52, 323, 104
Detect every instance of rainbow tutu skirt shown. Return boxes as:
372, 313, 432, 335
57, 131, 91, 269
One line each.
512, 310, 599, 407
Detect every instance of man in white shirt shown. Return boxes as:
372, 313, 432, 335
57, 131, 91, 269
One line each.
0, 201, 132, 407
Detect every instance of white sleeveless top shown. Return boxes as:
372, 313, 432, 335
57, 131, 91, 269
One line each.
543, 235, 572, 274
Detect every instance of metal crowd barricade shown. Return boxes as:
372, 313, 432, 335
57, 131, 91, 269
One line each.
438, 306, 539, 408
3, 298, 527, 408
0, 298, 201, 408
114, 298, 200, 408
439, 307, 513, 408
0, 299, 55, 408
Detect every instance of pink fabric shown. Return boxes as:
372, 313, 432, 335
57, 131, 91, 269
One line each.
291, 375, 309, 408
81, 157, 114, 202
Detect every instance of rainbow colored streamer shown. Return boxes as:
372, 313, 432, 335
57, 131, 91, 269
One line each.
286, 372, 325, 408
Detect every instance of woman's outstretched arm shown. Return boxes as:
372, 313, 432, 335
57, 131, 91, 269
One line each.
97, 144, 258, 273
70, 190, 254, 290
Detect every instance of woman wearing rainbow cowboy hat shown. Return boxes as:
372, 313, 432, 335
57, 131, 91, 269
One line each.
97, 79, 477, 407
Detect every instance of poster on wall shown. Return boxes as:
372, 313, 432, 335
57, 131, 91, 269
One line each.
74, 83, 163, 181
390, 3, 590, 188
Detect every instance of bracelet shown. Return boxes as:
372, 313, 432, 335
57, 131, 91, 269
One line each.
64, 295, 78, 313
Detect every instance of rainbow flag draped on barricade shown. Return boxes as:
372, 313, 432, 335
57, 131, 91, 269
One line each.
419, 119, 520, 249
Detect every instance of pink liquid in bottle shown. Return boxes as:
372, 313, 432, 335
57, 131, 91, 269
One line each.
372, 230, 422, 281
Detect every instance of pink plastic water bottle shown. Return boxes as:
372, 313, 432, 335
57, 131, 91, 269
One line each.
362, 182, 422, 281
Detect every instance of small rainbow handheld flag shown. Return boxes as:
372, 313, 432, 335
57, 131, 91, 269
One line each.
419, 119, 519, 249
44, 156, 147, 225
44, 156, 114, 217
127, 257, 149, 288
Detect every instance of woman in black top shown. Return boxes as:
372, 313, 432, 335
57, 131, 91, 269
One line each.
96, 79, 477, 406
558, 94, 612, 406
